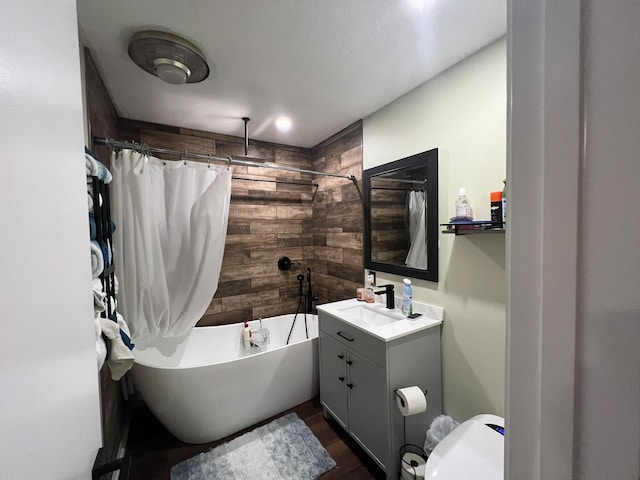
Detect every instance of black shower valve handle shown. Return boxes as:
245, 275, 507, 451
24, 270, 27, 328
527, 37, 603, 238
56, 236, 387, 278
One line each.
277, 256, 292, 271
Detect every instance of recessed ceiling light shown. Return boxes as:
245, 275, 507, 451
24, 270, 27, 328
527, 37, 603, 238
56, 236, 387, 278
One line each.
407, 0, 435, 9
275, 116, 292, 132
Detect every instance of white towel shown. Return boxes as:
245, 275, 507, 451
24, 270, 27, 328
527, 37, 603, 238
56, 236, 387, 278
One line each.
97, 339, 107, 370
92, 279, 106, 314
90, 241, 104, 279
94, 316, 107, 370
94, 315, 102, 338
86, 152, 113, 183
85, 154, 95, 176
100, 314, 135, 381
96, 334, 107, 370
92, 279, 118, 317
108, 296, 117, 314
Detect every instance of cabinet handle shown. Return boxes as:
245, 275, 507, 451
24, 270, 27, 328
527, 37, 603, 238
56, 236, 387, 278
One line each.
347, 383, 354, 389
346, 360, 353, 365
337, 354, 344, 359
337, 331, 354, 342
338, 376, 345, 382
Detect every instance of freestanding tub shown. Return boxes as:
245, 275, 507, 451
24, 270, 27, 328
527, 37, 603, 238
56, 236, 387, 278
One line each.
131, 313, 319, 444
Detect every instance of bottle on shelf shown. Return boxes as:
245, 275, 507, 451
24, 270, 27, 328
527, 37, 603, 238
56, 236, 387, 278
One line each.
454, 187, 474, 221
502, 179, 507, 226
491, 191, 503, 227
401, 278, 413, 317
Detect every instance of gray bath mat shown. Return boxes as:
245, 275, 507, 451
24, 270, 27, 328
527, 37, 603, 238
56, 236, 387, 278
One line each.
170, 412, 336, 479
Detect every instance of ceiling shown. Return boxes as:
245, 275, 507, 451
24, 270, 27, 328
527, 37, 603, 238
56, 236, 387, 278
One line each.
77, 0, 506, 148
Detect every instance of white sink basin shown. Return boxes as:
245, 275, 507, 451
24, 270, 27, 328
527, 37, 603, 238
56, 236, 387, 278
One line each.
339, 304, 404, 326
317, 298, 444, 342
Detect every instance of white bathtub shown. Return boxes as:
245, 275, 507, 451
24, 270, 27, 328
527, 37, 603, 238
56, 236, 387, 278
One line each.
131, 313, 319, 444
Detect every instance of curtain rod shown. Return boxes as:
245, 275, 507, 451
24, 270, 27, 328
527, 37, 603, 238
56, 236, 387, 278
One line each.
371, 186, 425, 192
233, 175, 318, 187
93, 137, 357, 183
372, 177, 425, 185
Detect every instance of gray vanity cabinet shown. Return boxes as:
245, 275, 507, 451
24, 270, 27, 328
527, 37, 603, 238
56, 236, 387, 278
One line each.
345, 348, 387, 464
318, 309, 443, 480
318, 334, 348, 428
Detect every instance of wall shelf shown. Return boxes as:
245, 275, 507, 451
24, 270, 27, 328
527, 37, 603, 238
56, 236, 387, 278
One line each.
441, 221, 505, 236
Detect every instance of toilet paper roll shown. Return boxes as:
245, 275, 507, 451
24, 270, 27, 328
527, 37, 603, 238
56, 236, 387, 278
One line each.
401, 452, 426, 480
396, 386, 427, 416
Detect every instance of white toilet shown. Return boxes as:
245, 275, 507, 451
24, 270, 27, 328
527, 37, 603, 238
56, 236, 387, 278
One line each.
419, 414, 505, 480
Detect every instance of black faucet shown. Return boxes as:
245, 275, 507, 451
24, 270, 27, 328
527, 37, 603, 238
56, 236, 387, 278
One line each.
298, 268, 319, 314
374, 284, 395, 309
306, 268, 319, 313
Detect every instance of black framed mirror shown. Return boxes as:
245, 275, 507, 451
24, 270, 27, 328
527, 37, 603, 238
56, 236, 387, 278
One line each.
363, 148, 438, 282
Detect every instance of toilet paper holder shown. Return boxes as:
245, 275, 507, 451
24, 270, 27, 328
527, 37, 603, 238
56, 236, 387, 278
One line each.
399, 443, 428, 480
393, 388, 428, 409
394, 387, 429, 479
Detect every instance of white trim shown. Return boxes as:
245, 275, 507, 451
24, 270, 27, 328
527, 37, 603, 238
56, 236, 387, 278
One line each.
507, 0, 581, 478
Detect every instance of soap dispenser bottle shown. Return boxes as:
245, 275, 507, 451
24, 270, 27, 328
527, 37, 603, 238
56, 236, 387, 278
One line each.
365, 274, 375, 303
401, 278, 413, 316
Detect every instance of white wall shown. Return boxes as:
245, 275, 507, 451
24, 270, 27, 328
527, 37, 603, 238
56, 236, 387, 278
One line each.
576, 1, 640, 477
508, 1, 640, 478
0, 1, 102, 479
363, 39, 507, 420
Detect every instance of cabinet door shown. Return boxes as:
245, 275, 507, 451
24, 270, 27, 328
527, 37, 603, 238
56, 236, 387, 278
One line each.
319, 333, 348, 428
347, 350, 389, 468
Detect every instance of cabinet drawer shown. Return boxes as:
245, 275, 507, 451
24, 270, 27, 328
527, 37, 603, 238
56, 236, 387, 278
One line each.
319, 313, 386, 367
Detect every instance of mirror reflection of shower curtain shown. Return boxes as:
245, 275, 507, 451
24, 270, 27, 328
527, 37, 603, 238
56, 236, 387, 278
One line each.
405, 190, 428, 269
111, 149, 232, 346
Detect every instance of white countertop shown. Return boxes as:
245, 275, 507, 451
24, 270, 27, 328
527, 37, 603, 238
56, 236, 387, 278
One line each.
316, 298, 443, 342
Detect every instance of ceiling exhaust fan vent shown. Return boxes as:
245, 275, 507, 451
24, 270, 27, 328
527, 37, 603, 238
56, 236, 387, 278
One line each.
128, 30, 209, 85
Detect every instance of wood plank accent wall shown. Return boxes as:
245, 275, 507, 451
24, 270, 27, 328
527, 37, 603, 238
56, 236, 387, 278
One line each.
118, 119, 316, 325
84, 47, 125, 469
311, 121, 364, 304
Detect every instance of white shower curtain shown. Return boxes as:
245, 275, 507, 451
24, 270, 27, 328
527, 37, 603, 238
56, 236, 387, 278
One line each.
405, 190, 428, 270
111, 149, 232, 346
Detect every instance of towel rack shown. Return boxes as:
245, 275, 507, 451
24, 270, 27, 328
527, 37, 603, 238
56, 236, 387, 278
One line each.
91, 176, 117, 318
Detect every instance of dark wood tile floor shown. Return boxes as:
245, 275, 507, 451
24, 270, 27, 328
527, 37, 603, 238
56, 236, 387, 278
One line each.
126, 396, 386, 480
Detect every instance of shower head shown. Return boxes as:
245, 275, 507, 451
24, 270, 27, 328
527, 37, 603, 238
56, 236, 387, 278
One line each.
229, 117, 271, 163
